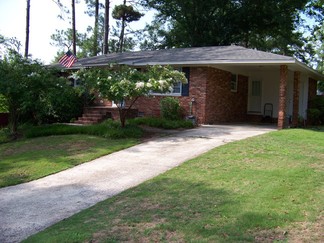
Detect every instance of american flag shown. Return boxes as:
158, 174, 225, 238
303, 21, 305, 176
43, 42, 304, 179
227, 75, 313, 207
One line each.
59, 50, 77, 68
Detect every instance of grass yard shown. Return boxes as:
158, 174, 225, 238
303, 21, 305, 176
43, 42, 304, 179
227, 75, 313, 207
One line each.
0, 135, 138, 187
23, 128, 324, 242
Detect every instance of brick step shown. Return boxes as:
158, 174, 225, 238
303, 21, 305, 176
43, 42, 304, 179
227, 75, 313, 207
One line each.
74, 120, 97, 125
74, 106, 138, 125
77, 117, 102, 122
83, 110, 110, 115
82, 113, 110, 118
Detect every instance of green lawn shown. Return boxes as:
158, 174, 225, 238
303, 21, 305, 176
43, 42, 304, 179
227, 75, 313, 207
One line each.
0, 135, 138, 187
23, 128, 324, 242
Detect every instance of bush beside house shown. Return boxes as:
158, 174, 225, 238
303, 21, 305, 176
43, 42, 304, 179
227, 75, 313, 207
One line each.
307, 96, 324, 124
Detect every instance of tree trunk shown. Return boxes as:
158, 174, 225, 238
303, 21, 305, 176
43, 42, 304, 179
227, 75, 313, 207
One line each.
118, 0, 127, 53
118, 108, 126, 128
103, 0, 110, 54
24, 0, 30, 58
117, 97, 138, 128
93, 0, 99, 56
72, 0, 77, 55
8, 103, 19, 138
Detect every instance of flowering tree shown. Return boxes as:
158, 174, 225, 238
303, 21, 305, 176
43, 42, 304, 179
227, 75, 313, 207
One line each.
77, 65, 187, 127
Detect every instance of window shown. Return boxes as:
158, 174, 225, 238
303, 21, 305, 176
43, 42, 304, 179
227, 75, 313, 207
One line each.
150, 81, 182, 96
248, 80, 262, 113
170, 81, 182, 94
151, 67, 183, 96
231, 74, 238, 92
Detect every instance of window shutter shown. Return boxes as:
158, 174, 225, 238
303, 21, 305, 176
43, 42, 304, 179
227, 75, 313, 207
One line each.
181, 67, 190, 96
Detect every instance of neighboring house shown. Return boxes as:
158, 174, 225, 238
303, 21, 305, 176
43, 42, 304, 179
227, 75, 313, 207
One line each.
60, 45, 324, 129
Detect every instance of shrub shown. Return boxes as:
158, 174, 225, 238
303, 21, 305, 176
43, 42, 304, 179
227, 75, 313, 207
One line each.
0, 95, 8, 113
23, 120, 143, 139
160, 97, 181, 120
22, 86, 85, 125
0, 127, 10, 143
307, 96, 324, 124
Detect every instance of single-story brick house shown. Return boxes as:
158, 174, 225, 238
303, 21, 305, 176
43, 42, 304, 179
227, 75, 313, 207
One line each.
62, 45, 324, 129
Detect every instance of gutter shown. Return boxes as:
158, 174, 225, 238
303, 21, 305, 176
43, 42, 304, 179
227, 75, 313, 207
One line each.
54, 58, 324, 81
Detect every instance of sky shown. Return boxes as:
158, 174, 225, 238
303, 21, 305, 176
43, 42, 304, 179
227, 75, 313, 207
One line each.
0, 0, 153, 64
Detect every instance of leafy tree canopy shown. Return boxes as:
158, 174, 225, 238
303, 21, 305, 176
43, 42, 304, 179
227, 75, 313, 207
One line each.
140, 0, 308, 57
112, 4, 143, 22
0, 52, 83, 136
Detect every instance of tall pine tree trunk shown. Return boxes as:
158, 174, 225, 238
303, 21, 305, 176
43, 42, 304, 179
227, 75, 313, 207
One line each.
103, 0, 110, 54
93, 0, 99, 56
72, 0, 77, 55
118, 0, 126, 53
24, 0, 30, 58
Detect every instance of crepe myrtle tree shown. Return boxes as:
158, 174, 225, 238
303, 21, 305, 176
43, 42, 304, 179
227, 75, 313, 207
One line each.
77, 64, 187, 127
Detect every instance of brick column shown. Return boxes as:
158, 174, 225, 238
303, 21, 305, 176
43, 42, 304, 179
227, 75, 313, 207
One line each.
278, 65, 288, 129
292, 71, 301, 127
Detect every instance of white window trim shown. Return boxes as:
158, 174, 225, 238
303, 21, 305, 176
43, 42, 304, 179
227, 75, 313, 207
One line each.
150, 83, 182, 96
150, 67, 183, 96
150, 92, 182, 97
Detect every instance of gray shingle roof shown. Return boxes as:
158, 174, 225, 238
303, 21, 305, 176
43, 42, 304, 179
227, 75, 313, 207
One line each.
66, 45, 295, 68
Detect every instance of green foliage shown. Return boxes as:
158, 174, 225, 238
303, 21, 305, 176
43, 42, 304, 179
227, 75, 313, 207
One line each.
33, 84, 84, 124
141, 0, 308, 56
112, 5, 143, 22
77, 65, 187, 126
319, 80, 324, 92
309, 20, 324, 90
24, 120, 143, 139
307, 96, 324, 124
0, 52, 84, 135
0, 127, 10, 143
160, 97, 181, 120
129, 117, 194, 129
0, 34, 23, 57
50, 28, 97, 60
0, 95, 8, 112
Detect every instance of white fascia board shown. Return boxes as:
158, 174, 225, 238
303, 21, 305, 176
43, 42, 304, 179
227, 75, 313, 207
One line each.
131, 59, 296, 66
294, 60, 324, 80
72, 58, 324, 81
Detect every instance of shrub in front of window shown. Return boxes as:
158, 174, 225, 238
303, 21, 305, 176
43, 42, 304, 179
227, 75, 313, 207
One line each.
160, 97, 181, 121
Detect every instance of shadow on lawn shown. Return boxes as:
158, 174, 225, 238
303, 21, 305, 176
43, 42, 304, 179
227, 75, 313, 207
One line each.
82, 177, 290, 242
5, 175, 294, 243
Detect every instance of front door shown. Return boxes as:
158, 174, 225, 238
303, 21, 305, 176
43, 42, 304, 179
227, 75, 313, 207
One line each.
248, 80, 262, 113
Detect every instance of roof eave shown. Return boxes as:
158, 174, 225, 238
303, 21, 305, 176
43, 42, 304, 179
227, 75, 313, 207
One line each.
61, 58, 324, 81
130, 59, 296, 66
294, 60, 324, 81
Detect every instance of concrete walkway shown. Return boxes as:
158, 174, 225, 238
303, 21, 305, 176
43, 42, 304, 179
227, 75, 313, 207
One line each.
0, 125, 276, 243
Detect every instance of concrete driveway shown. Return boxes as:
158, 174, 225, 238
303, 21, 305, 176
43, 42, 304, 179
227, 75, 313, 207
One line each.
0, 124, 276, 243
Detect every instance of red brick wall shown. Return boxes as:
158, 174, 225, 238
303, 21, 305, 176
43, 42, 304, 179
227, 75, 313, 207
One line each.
132, 67, 209, 124
186, 67, 208, 123
278, 65, 288, 129
205, 68, 248, 123
130, 66, 248, 124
